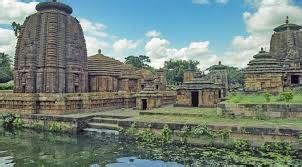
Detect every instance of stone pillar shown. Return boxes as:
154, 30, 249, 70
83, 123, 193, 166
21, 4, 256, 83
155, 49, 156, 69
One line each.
121, 79, 129, 92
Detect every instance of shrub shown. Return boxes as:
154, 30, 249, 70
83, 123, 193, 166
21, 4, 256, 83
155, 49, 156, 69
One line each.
277, 91, 294, 102
260, 141, 292, 156
190, 124, 213, 138
233, 139, 251, 152
159, 124, 173, 144
263, 92, 272, 103
2, 113, 24, 129
0, 82, 14, 90
48, 122, 69, 133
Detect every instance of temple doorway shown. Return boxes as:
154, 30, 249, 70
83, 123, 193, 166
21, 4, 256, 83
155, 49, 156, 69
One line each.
142, 99, 147, 110
191, 91, 199, 107
291, 75, 300, 84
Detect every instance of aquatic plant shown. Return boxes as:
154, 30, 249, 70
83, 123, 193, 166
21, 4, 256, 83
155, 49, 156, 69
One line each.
2, 113, 24, 129
48, 122, 70, 133
159, 124, 173, 144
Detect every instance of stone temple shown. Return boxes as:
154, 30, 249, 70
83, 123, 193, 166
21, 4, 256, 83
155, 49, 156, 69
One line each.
0, 1, 175, 115
14, 1, 88, 93
244, 17, 302, 93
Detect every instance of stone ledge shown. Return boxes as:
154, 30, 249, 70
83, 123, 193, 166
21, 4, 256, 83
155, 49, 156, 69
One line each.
118, 120, 302, 137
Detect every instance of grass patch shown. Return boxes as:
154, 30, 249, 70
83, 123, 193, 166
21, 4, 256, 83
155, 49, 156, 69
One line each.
225, 91, 302, 104
132, 107, 302, 129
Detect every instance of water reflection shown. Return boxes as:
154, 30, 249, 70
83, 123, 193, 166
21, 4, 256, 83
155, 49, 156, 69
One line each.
0, 129, 183, 167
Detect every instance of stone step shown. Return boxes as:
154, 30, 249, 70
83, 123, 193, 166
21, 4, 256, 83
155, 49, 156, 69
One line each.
87, 123, 120, 131
94, 115, 130, 119
91, 117, 119, 124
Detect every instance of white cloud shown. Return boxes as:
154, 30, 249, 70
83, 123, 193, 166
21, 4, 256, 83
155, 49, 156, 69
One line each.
78, 18, 111, 56
145, 30, 161, 38
79, 18, 108, 38
0, 0, 36, 56
112, 38, 140, 53
0, 0, 38, 24
222, 0, 302, 68
145, 37, 216, 69
0, 28, 16, 56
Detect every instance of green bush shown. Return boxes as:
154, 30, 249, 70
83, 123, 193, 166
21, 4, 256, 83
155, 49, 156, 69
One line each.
277, 91, 294, 102
260, 141, 292, 156
0, 82, 14, 90
263, 92, 272, 103
48, 122, 69, 133
159, 124, 173, 144
2, 113, 24, 129
233, 139, 251, 152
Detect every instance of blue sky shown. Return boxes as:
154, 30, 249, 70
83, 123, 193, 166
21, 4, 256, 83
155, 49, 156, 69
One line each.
1, 0, 302, 69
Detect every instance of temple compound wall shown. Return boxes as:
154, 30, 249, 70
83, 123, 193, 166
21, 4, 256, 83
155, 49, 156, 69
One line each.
0, 91, 176, 115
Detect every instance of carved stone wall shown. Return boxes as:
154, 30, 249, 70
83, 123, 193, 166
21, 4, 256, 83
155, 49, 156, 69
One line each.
244, 73, 283, 93
175, 89, 220, 107
14, 2, 88, 93
0, 91, 177, 115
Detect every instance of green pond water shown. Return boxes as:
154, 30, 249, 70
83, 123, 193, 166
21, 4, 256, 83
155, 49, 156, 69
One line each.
0, 128, 301, 166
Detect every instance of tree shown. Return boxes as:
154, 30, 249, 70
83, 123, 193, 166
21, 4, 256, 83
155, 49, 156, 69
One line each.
163, 59, 200, 85
125, 55, 151, 69
11, 22, 21, 37
0, 53, 13, 83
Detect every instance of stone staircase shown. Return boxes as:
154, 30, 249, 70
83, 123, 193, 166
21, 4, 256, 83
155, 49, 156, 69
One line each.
86, 115, 130, 131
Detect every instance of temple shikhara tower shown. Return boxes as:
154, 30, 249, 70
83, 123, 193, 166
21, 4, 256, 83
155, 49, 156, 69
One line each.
14, 0, 88, 93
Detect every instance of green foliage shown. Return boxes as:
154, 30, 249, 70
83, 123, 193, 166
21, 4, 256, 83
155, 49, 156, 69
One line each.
2, 113, 23, 129
190, 124, 213, 138
263, 92, 272, 103
125, 55, 151, 69
11, 22, 21, 37
277, 91, 294, 102
137, 127, 157, 144
260, 141, 292, 156
48, 122, 69, 133
160, 124, 173, 144
216, 129, 231, 139
228, 93, 241, 104
163, 59, 199, 85
124, 123, 138, 137
179, 125, 191, 144
0, 82, 14, 90
233, 139, 251, 152
0, 53, 13, 83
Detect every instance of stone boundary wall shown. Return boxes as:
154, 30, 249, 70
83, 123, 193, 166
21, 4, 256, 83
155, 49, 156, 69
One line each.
161, 91, 177, 105
218, 103, 302, 119
0, 91, 176, 115
0, 92, 137, 115
118, 120, 301, 137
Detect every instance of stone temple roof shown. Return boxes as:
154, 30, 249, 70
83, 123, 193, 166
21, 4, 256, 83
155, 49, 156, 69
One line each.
179, 78, 221, 90
245, 48, 283, 74
274, 16, 302, 32
88, 54, 136, 77
36, 1, 73, 14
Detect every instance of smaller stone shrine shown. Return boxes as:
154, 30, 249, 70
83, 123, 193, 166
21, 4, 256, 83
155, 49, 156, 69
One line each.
244, 48, 283, 93
136, 85, 162, 110
176, 70, 224, 107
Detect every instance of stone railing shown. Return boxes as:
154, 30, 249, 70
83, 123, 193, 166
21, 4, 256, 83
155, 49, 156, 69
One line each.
218, 103, 302, 119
